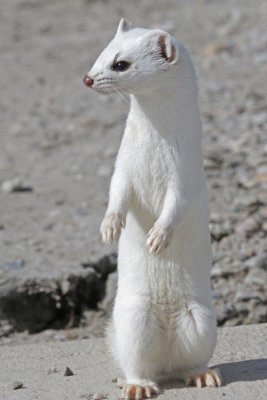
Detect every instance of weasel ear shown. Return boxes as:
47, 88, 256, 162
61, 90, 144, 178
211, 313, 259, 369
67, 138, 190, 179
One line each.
117, 18, 134, 34
157, 32, 178, 64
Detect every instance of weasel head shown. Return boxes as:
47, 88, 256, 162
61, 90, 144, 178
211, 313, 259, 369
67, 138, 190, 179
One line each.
83, 19, 180, 95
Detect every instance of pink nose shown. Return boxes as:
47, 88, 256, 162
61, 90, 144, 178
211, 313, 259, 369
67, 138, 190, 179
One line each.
83, 75, 94, 87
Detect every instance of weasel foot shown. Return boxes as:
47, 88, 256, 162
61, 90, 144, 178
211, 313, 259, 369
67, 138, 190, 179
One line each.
115, 378, 160, 399
100, 212, 125, 244
185, 368, 222, 388
147, 224, 173, 254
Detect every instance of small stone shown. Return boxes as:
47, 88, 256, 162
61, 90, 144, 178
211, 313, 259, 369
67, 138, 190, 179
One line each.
3, 260, 24, 270
1, 177, 32, 193
254, 173, 267, 183
234, 291, 264, 302
210, 222, 230, 241
13, 381, 23, 390
111, 378, 118, 383
235, 217, 261, 237
244, 269, 266, 286
244, 254, 267, 271
93, 393, 105, 400
1, 178, 23, 193
238, 177, 258, 189
202, 43, 232, 56
212, 290, 223, 299
204, 158, 221, 170
259, 206, 267, 219
239, 249, 256, 261
64, 367, 74, 376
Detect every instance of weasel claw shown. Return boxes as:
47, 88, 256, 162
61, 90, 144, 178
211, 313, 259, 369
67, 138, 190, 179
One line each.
185, 368, 222, 388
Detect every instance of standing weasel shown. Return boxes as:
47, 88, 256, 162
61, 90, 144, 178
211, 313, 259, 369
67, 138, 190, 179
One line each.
84, 19, 221, 399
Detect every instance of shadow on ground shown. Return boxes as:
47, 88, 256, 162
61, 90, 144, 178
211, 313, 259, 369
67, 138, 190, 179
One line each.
160, 358, 267, 391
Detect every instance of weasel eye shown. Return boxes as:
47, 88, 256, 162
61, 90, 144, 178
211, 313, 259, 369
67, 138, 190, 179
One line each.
112, 60, 130, 72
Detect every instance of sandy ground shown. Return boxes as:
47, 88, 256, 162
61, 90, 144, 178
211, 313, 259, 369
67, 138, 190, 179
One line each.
0, 0, 266, 344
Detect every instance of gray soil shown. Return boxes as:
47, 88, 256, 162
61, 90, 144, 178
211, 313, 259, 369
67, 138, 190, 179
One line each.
0, 0, 266, 346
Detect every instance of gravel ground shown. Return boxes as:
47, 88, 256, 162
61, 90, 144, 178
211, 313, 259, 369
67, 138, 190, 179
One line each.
0, 0, 266, 345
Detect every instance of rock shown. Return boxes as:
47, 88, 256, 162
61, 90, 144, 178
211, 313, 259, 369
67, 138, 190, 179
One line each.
82, 254, 117, 277
202, 42, 232, 56
235, 217, 261, 237
12, 381, 23, 390
93, 393, 106, 400
1, 177, 32, 193
253, 173, 267, 183
210, 222, 231, 241
244, 269, 266, 286
211, 264, 237, 279
262, 221, 267, 232
234, 291, 264, 303
259, 206, 267, 218
1, 178, 23, 193
238, 176, 258, 189
64, 367, 74, 376
0, 268, 104, 333
3, 260, 24, 271
212, 290, 223, 299
239, 249, 256, 261
244, 254, 267, 271
203, 158, 221, 170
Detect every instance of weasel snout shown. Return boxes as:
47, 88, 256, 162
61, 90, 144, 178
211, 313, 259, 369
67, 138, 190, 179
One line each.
83, 75, 94, 88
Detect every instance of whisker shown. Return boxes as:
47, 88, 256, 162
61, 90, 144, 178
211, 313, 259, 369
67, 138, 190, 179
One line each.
114, 87, 130, 109
116, 86, 130, 107
117, 85, 130, 101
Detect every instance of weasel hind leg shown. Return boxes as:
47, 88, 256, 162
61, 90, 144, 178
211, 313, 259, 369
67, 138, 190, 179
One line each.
174, 304, 221, 387
113, 298, 162, 398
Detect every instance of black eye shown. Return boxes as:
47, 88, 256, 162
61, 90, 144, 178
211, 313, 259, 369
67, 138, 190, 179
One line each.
111, 61, 130, 72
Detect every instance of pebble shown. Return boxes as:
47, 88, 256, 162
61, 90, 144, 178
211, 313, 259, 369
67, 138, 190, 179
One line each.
234, 291, 264, 302
12, 381, 23, 390
210, 222, 231, 241
93, 394, 105, 400
235, 217, 261, 237
64, 367, 74, 376
3, 260, 24, 270
1, 178, 23, 193
259, 206, 267, 219
1, 177, 32, 193
244, 269, 265, 286
202, 42, 232, 56
204, 158, 221, 170
244, 254, 267, 271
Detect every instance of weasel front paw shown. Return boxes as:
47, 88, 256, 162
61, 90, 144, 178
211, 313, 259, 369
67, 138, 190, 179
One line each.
185, 368, 222, 388
146, 224, 173, 254
100, 212, 125, 244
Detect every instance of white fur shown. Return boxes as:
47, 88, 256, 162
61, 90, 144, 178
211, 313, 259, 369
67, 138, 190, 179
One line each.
87, 19, 219, 394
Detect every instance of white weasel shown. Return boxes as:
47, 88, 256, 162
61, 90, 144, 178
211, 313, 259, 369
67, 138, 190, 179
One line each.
84, 19, 221, 399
